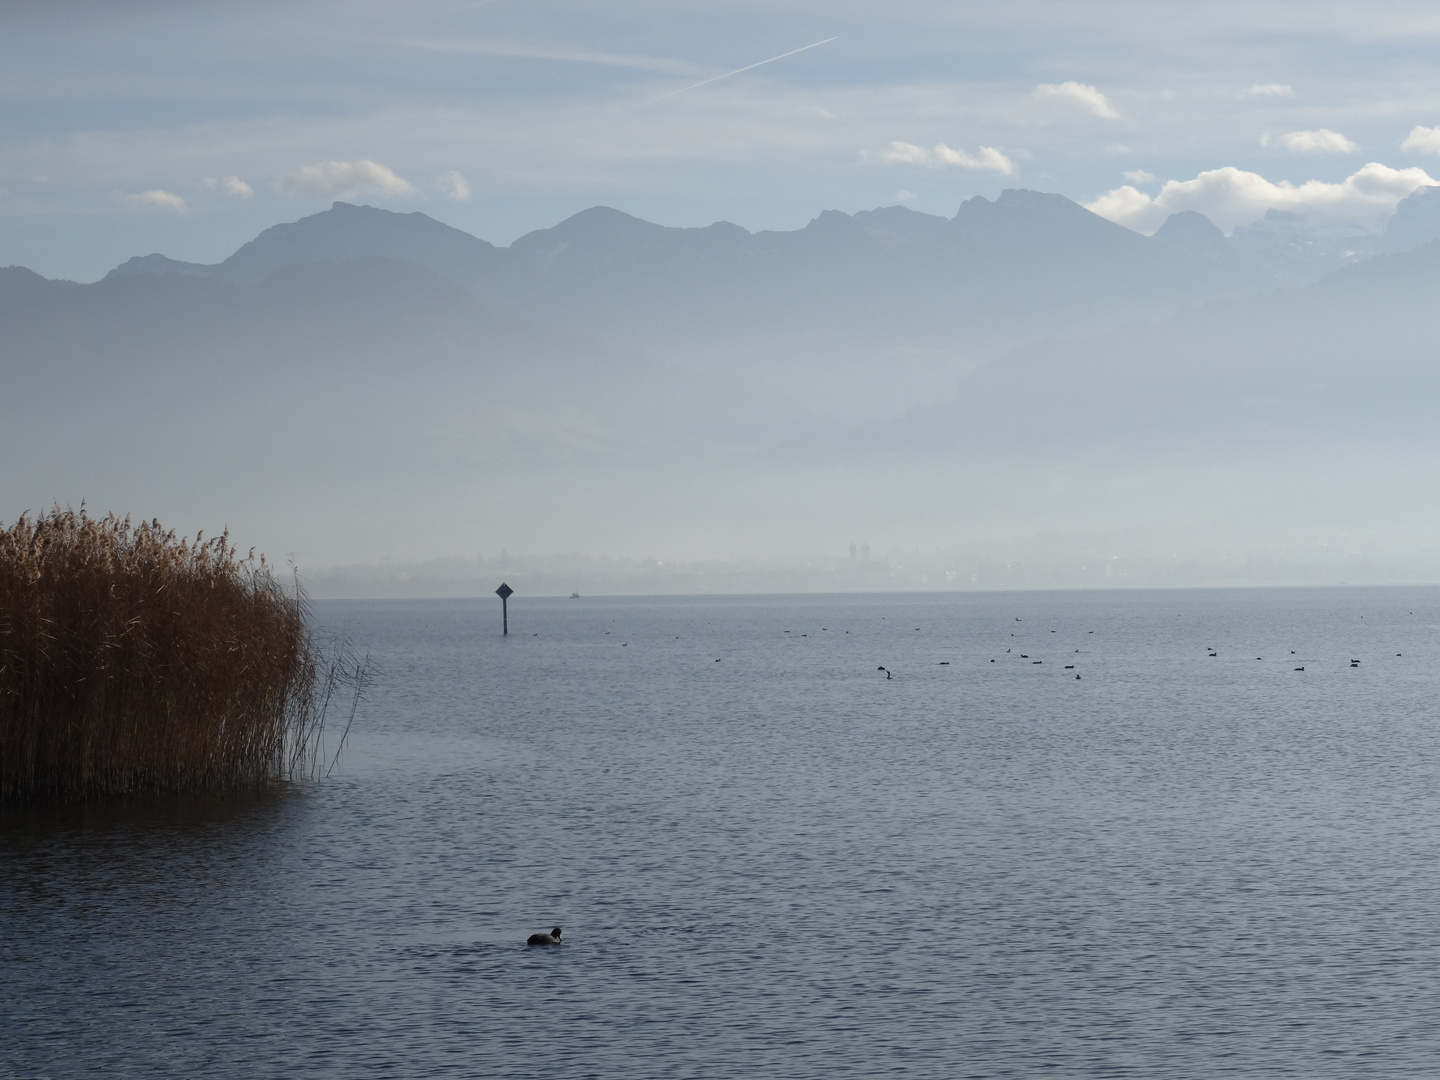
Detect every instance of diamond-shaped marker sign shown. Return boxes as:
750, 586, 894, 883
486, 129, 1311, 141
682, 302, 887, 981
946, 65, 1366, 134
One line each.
495, 582, 513, 635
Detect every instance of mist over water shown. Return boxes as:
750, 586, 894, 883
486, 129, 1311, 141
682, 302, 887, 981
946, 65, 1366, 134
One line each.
7, 588, 1440, 1077
7, 191, 1440, 578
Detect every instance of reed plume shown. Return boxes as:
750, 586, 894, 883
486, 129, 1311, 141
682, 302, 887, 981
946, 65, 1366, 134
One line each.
0, 507, 364, 801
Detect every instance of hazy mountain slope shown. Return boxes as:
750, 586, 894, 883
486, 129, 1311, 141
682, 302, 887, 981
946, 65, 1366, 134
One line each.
7, 255, 807, 456
1219, 184, 1440, 286
110, 201, 504, 288
0, 257, 814, 560
6, 206, 1439, 575
102, 193, 1283, 422
1378, 185, 1440, 254
866, 238, 1440, 456
737, 238, 1440, 570
483, 191, 1279, 415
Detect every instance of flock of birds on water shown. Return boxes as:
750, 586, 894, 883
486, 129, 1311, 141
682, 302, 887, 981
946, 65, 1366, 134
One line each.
861, 613, 1413, 682
526, 608, 1422, 945
590, 610, 1411, 685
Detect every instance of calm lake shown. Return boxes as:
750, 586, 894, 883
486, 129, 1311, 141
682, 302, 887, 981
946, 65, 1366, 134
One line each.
6, 587, 1440, 1078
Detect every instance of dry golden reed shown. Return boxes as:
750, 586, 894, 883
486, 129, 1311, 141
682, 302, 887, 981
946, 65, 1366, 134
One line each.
0, 507, 363, 801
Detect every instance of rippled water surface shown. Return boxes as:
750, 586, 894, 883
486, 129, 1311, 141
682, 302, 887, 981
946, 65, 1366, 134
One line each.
7, 587, 1440, 1078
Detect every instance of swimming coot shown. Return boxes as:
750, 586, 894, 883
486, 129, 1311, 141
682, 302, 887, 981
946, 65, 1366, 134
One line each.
527, 927, 562, 946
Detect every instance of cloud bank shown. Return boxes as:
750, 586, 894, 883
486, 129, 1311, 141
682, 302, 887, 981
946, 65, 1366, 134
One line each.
1034, 81, 1118, 119
1085, 162, 1437, 234
279, 160, 414, 201
878, 142, 1015, 174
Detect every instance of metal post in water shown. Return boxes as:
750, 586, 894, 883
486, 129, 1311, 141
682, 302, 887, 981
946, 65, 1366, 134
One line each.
495, 582, 513, 635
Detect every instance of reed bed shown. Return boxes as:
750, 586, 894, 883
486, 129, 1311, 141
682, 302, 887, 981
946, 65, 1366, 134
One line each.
0, 507, 364, 801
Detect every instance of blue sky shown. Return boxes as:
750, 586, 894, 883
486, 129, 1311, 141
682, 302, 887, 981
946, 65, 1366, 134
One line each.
5, 0, 1440, 280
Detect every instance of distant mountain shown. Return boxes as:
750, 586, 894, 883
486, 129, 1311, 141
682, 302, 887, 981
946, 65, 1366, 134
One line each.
856, 237, 1440, 456
103, 192, 1285, 421
1222, 184, 1440, 286
7, 191, 1440, 576
110, 201, 503, 287
1377, 184, 1440, 254
0, 254, 813, 561
1227, 209, 1378, 287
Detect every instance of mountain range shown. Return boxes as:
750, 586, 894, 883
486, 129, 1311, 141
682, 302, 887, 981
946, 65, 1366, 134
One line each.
97, 191, 1276, 421
6, 186, 1440, 580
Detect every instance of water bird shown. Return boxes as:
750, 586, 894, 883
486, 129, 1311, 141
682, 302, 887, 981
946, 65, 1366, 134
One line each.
527, 927, 562, 946
1065, 665, 1074, 669
1256, 657, 1262, 660
877, 666, 892, 679
1020, 654, 1029, 658
939, 661, 950, 665
715, 659, 721, 662
1032, 661, 1042, 664
1075, 674, 1081, 679
1295, 666, 1305, 671
990, 659, 995, 662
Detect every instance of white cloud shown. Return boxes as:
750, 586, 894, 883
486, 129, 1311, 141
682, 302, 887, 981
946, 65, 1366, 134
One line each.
1034, 81, 1118, 119
880, 141, 929, 165
436, 170, 471, 201
278, 159, 414, 201
1245, 83, 1295, 98
935, 144, 1015, 174
1277, 128, 1357, 154
1084, 162, 1438, 234
877, 141, 1015, 175
895, 189, 916, 204
1401, 125, 1440, 153
1122, 169, 1156, 185
127, 189, 187, 213
203, 175, 253, 198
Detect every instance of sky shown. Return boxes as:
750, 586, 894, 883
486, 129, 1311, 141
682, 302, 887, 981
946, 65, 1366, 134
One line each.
4, 0, 1440, 280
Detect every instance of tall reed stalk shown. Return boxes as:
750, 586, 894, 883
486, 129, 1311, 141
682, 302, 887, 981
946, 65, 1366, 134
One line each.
0, 507, 364, 801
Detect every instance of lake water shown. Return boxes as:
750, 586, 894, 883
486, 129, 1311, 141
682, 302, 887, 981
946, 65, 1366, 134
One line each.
6, 587, 1440, 1078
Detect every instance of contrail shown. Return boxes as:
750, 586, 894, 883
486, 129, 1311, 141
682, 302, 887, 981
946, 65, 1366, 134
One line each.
654, 36, 839, 101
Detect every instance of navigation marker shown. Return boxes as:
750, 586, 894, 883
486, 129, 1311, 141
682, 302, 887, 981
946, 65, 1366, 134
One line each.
496, 582, 513, 635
